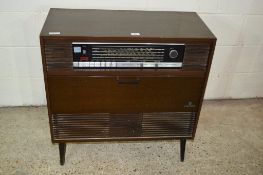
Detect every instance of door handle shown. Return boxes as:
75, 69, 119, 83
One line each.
116, 77, 140, 84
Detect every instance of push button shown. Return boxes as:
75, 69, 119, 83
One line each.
101, 62, 106, 67
73, 62, 79, 67
89, 62, 95, 67
111, 62, 117, 67
95, 62, 100, 67
106, 62, 111, 67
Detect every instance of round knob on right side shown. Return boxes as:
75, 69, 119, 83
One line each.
169, 49, 179, 59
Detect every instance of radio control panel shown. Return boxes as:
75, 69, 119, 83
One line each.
72, 42, 185, 68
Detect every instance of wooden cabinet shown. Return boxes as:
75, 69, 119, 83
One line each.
40, 9, 216, 165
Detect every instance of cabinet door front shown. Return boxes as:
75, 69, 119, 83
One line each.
47, 76, 204, 114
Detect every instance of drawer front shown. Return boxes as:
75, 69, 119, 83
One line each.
47, 76, 204, 113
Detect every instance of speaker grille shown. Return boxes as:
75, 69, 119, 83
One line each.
52, 114, 110, 139
51, 112, 196, 141
183, 44, 210, 69
44, 41, 72, 69
142, 112, 196, 137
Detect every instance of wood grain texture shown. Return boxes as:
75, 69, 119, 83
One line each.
40, 9, 216, 39
47, 76, 204, 114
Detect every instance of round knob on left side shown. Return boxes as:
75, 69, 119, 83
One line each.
169, 49, 178, 59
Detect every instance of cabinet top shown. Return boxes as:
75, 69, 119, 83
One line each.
40, 8, 216, 40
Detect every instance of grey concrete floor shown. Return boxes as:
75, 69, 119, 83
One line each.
0, 99, 262, 175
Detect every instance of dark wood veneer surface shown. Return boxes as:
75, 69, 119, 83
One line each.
40, 8, 215, 39
48, 76, 204, 114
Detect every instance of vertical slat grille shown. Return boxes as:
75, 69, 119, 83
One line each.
51, 112, 196, 141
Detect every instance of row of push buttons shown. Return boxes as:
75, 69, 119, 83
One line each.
73, 62, 182, 68
74, 62, 119, 68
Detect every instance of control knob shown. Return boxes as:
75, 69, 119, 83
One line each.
169, 49, 178, 59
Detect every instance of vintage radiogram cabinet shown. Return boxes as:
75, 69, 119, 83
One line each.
40, 8, 216, 165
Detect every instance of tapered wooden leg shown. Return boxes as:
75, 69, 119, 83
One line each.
180, 139, 186, 162
59, 143, 66, 165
